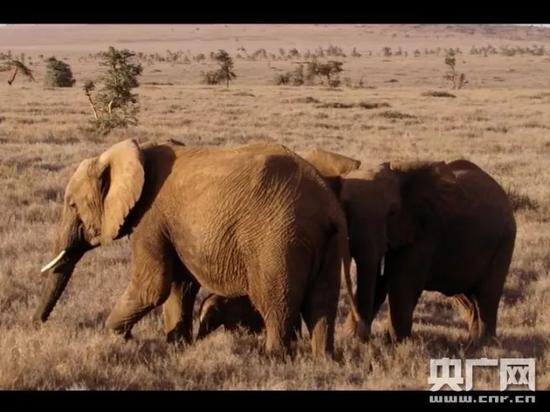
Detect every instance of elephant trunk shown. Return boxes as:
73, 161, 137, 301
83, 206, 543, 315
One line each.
356, 253, 385, 326
197, 296, 223, 340
34, 249, 84, 323
339, 223, 370, 341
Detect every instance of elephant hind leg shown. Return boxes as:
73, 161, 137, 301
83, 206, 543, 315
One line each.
162, 257, 200, 344
262, 310, 296, 357
254, 294, 300, 358
162, 280, 199, 344
301, 233, 341, 358
250, 257, 306, 358
470, 233, 515, 345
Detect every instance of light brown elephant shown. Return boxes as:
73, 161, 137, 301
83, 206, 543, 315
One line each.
35, 139, 365, 358
195, 149, 363, 340
197, 150, 517, 347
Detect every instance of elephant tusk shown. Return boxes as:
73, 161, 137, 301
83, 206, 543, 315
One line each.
380, 254, 386, 277
40, 250, 66, 273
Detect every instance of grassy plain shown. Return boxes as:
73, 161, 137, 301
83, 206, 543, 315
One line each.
0, 24, 549, 389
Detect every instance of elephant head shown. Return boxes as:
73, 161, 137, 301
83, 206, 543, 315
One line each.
35, 139, 145, 322
302, 150, 464, 337
197, 294, 265, 339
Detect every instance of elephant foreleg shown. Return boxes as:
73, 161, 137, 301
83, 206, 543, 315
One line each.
105, 251, 173, 339
344, 260, 388, 338
386, 258, 423, 341
301, 233, 341, 358
372, 271, 388, 322
387, 283, 421, 342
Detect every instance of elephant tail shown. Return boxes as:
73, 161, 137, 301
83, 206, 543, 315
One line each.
337, 220, 369, 341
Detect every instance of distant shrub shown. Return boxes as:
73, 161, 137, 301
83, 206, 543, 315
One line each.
351, 48, 362, 58
286, 96, 320, 104
379, 110, 416, 119
316, 101, 390, 110
274, 60, 344, 88
343, 76, 366, 89
44, 57, 75, 87
200, 70, 223, 85
326, 45, 346, 58
313, 60, 344, 87
274, 64, 305, 86
317, 102, 355, 109
83, 46, 142, 134
200, 50, 237, 87
444, 50, 467, 89
328, 78, 341, 88
357, 101, 390, 109
422, 90, 456, 98
287, 48, 300, 59
251, 48, 268, 60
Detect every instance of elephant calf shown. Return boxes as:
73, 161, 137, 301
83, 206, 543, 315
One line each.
197, 293, 302, 340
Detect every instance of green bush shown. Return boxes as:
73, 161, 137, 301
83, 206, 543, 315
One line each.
44, 57, 75, 87
83, 47, 143, 134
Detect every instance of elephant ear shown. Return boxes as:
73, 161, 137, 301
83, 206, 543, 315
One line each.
427, 161, 466, 223
303, 148, 361, 177
96, 139, 145, 245
393, 161, 465, 232
302, 148, 361, 196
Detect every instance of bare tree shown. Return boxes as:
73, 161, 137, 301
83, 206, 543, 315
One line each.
0, 59, 35, 85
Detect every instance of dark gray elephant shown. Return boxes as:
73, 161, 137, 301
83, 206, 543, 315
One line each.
306, 152, 517, 345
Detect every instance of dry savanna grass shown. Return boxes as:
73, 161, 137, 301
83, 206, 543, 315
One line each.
0, 24, 549, 390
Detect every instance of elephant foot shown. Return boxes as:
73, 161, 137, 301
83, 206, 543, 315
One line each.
356, 319, 371, 342
166, 329, 191, 346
